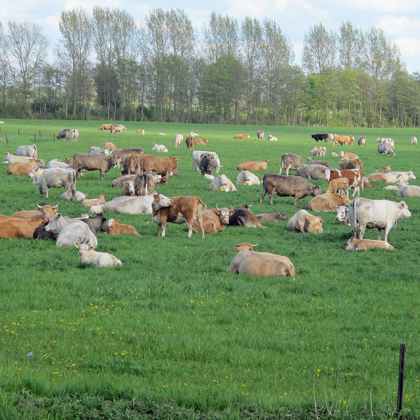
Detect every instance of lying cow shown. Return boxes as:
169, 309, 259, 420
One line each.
7, 162, 41, 175
152, 144, 168, 153
267, 135, 278, 141
306, 157, 331, 169
255, 211, 287, 222
367, 171, 415, 184
191, 207, 233, 234
4, 153, 44, 165
280, 153, 303, 175
234, 134, 250, 139
236, 170, 260, 186
228, 205, 264, 228
308, 193, 351, 212
81, 195, 107, 208
340, 151, 358, 160
286, 209, 323, 233
60, 191, 86, 201
12, 204, 58, 220
195, 138, 208, 145
106, 219, 140, 235
209, 174, 236, 191
228, 243, 295, 279
76, 243, 122, 267
398, 184, 420, 198
103, 140, 117, 150
345, 238, 394, 251
16, 144, 37, 159
90, 195, 155, 215
0, 217, 48, 239
237, 160, 268, 171
89, 146, 110, 155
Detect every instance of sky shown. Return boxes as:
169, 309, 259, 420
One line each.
1, 0, 420, 74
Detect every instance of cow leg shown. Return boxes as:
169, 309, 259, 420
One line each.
269, 192, 274, 205
358, 223, 366, 239
260, 186, 267, 203
38, 186, 43, 195
377, 228, 383, 241
100, 170, 104, 180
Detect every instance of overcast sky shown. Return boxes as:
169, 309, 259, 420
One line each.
1, 0, 419, 74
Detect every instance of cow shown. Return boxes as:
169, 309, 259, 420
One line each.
134, 172, 160, 196
60, 191, 86, 201
311, 134, 328, 142
398, 184, 420, 198
174, 134, 184, 147
349, 197, 411, 242
333, 135, 355, 146
45, 213, 98, 248
255, 211, 287, 222
261, 174, 322, 205
373, 165, 392, 174
331, 152, 339, 157
308, 193, 351, 212
57, 129, 71, 140
358, 136, 366, 146
110, 148, 144, 168
32, 221, 58, 241
73, 153, 117, 180
185, 136, 195, 151
12, 204, 59, 220
328, 134, 334, 142
228, 206, 264, 228
234, 134, 250, 139
46, 160, 69, 169
411, 136, 417, 145
327, 177, 349, 196
7, 162, 40, 176
345, 238, 394, 251
4, 153, 44, 165
121, 153, 142, 176
296, 164, 330, 181
377, 143, 395, 156
111, 174, 137, 187
228, 243, 295, 279
16, 144, 37, 159
90, 195, 155, 215
199, 153, 217, 176
209, 174, 236, 191
29, 167, 77, 200
256, 130, 264, 139
151, 194, 206, 238
110, 124, 127, 134
339, 158, 363, 170
136, 130, 145, 135
191, 207, 233, 234
236, 170, 260, 186
81, 195, 107, 208
106, 219, 141, 236
77, 213, 109, 237
280, 154, 304, 176
310, 147, 321, 156
267, 135, 278, 141
192, 151, 221, 174
89, 147, 110, 155
99, 124, 112, 131
366, 171, 415, 184
336, 206, 350, 225
189, 132, 198, 137
71, 129, 79, 142
237, 160, 268, 171
122, 181, 135, 196
0, 217, 48, 239
376, 137, 395, 148
159, 133, 166, 136
103, 140, 117, 150
75, 243, 122, 267
152, 144, 168, 153
363, 178, 375, 189
306, 157, 331, 169
286, 209, 323, 233
195, 138, 208, 145
340, 151, 358, 160
328, 169, 364, 197
140, 155, 180, 179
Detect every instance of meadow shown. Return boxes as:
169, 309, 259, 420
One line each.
0, 119, 419, 419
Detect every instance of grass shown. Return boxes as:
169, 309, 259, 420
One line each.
0, 119, 420, 418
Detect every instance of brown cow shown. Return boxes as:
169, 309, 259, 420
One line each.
152, 194, 205, 238
308, 193, 351, 212
121, 153, 142, 175
195, 138, 208, 145
345, 238, 394, 251
136, 130, 145, 134
140, 155, 180, 178
340, 151, 358, 160
256, 130, 264, 140
103, 140, 117, 150
237, 160, 268, 171
327, 177, 350, 196
73, 154, 117, 180
0, 218, 48, 238
121, 181, 135, 196
185, 136, 195, 151
64, 157, 73, 164
234, 134, 250, 139
106, 219, 140, 235
328, 169, 364, 196
99, 124, 112, 131
333, 135, 355, 146
339, 158, 363, 170
192, 207, 234, 234
286, 209, 323, 233
12, 204, 59, 220
7, 162, 39, 176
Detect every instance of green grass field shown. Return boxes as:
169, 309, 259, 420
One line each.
0, 119, 419, 419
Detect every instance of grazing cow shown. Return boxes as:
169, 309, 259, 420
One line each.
71, 129, 79, 142
73, 153, 117, 180
336, 206, 350, 225
140, 155, 180, 178
346, 238, 394, 251
60, 191, 86, 201
16, 144, 37, 159
121, 153, 142, 175
106, 219, 141, 235
333, 135, 355, 146
310, 147, 321, 156
75, 243, 122, 267
328, 169, 364, 197
237, 160, 268, 171
134, 172, 159, 196
296, 164, 330, 181
110, 148, 144, 168
280, 153, 304, 176
152, 194, 205, 238
90, 195, 155, 215
411, 136, 417, 145
236, 170, 260, 186
89, 146, 110, 155
398, 184, 420, 198
261, 174, 322, 205
311, 134, 328, 142
189, 132, 198, 137
358, 136, 366, 146
228, 243, 295, 279
340, 151, 358, 160
99, 124, 112, 131
192, 151, 221, 174
191, 207, 233, 234
57, 129, 71, 140
209, 174, 237, 191
309, 193, 351, 212
122, 181, 135, 196
30, 167, 77, 200
256, 130, 264, 140
136, 130, 145, 135
339, 158, 363, 170
110, 124, 127, 134
12, 204, 59, 220
81, 195, 107, 208
0, 218, 48, 239
228, 206, 264, 228
195, 138, 208, 145
174, 134, 184, 147
349, 197, 411, 242
376, 137, 395, 148
267, 135, 278, 141
199, 153, 217, 176
4, 153, 44, 165
152, 144, 168, 153
327, 177, 349, 196
306, 157, 331, 169
234, 134, 250, 139
45, 213, 98, 248
255, 211, 287, 222
377, 143, 395, 156
103, 140, 117, 150
367, 171, 415, 184
7, 162, 40, 176
185, 136, 195, 151
287, 209, 323, 233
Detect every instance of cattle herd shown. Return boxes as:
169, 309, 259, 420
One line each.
1, 126, 418, 275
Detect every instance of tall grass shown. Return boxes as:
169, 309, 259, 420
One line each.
0, 119, 419, 418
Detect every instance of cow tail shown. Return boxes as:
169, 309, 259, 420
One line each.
197, 197, 207, 210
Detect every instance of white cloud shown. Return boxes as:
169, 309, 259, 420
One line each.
395, 36, 420, 59
341, 0, 419, 13
226, 0, 270, 19
377, 15, 420, 37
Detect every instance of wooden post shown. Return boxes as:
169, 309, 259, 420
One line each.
397, 343, 406, 412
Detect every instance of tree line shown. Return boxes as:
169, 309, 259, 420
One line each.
0, 8, 419, 128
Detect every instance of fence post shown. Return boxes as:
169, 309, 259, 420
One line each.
397, 343, 406, 412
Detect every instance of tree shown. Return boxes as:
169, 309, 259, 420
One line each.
338, 21, 364, 70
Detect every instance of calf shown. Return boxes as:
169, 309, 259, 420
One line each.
71, 129, 79, 142
340, 151, 358, 160
336, 206, 350, 225
191, 207, 233, 234
267, 135, 278, 141
195, 138, 208, 145
237, 160, 268, 171
234, 134, 250, 139
328, 169, 364, 197
136, 130, 145, 135
309, 193, 351, 212
209, 174, 236, 191
411, 136, 417, 145
174, 134, 183, 147
122, 181, 135, 196
81, 195, 107, 208
103, 140, 117, 150
75, 243, 122, 267
106, 219, 140, 235
345, 238, 394, 251
327, 177, 349, 196
286, 209, 323, 233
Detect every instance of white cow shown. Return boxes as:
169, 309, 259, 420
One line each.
75, 243, 121, 267
89, 195, 155, 214
89, 146, 110, 155
152, 144, 168, 153
336, 206, 350, 225
378, 143, 395, 156
236, 170, 260, 186
367, 171, 416, 184
267, 135, 278, 141
71, 129, 79, 142
189, 131, 198, 137
16, 144, 37, 159
398, 184, 420, 198
174, 134, 183, 148
411, 137, 417, 145
46, 160, 69, 169
349, 197, 411, 242
29, 167, 77, 200
4, 152, 37, 164
209, 174, 236, 191
192, 151, 221, 174
60, 191, 87, 201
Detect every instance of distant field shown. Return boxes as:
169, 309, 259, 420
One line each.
0, 119, 419, 418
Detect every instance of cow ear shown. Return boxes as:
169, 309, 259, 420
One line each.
75, 243, 79, 249
153, 194, 159, 201
229, 210, 234, 215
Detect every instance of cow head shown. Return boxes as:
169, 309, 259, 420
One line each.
215, 205, 234, 225
313, 185, 322, 196
152, 194, 172, 210
235, 243, 258, 252
75, 243, 93, 256
336, 206, 350, 225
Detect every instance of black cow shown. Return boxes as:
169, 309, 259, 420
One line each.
228, 206, 263, 228
311, 134, 328, 142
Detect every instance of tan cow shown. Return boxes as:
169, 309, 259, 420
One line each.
81, 195, 107, 208
256, 130, 264, 140
340, 151, 358, 160
237, 160, 268, 171
99, 124, 112, 131
185, 136, 195, 151
7, 162, 39, 175
106, 219, 140, 235
286, 209, 323, 233
195, 138, 208, 145
234, 134, 250, 139
191, 207, 234, 234
0, 218, 48, 238
327, 177, 350, 196
345, 238, 394, 251
64, 157, 73, 164
339, 158, 363, 170
140, 155, 180, 178
12, 204, 59, 220
103, 140, 117, 150
228, 243, 295, 279
333, 135, 355, 146
309, 193, 351, 212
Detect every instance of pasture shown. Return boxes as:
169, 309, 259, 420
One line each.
0, 120, 419, 419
